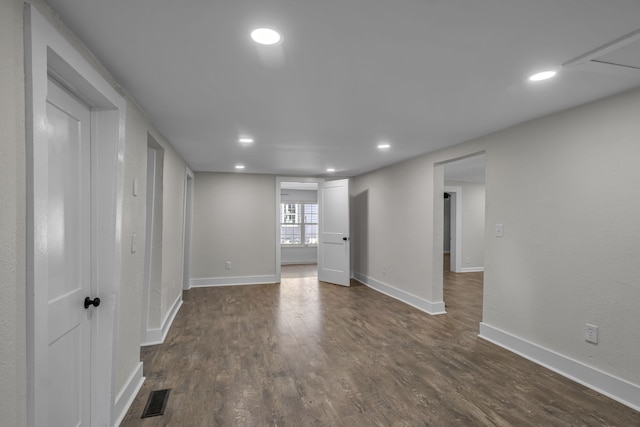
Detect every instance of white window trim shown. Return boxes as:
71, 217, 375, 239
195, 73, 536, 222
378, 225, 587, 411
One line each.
280, 201, 318, 247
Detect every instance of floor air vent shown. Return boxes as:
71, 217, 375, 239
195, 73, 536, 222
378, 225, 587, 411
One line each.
141, 389, 171, 418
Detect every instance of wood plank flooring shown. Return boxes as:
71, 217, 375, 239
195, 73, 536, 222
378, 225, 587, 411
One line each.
122, 263, 640, 426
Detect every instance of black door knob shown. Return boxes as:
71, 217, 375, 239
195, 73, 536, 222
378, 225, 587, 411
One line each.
84, 297, 101, 309
342, 237, 349, 241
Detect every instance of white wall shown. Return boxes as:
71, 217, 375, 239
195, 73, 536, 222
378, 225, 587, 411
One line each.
143, 137, 164, 332
351, 143, 486, 312
281, 189, 317, 202
445, 180, 485, 271
118, 104, 187, 371
190, 173, 276, 285
0, 2, 189, 423
481, 87, 640, 387
352, 86, 640, 408
281, 247, 317, 265
281, 189, 318, 265
0, 1, 27, 424
158, 138, 187, 322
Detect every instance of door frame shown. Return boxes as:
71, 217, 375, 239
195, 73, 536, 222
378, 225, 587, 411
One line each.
25, 6, 126, 427
182, 168, 194, 290
141, 146, 157, 341
275, 176, 325, 282
444, 186, 463, 273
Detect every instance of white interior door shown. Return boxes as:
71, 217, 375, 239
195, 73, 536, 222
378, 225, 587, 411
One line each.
46, 78, 93, 426
318, 179, 351, 286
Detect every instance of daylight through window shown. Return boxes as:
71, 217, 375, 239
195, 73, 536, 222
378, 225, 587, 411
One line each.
280, 203, 318, 245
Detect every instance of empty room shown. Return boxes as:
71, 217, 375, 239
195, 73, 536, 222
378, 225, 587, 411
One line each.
2, 0, 640, 426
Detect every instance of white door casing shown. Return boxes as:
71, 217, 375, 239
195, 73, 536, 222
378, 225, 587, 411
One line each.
182, 169, 194, 290
444, 186, 463, 273
46, 78, 93, 426
141, 148, 156, 340
318, 179, 351, 286
274, 177, 325, 282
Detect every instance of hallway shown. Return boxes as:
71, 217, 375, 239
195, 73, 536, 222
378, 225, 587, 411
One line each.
122, 266, 640, 426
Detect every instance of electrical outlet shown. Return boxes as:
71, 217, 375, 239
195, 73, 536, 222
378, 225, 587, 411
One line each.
585, 324, 598, 344
225, 261, 232, 270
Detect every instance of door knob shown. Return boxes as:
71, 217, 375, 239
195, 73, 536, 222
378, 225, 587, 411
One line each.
84, 297, 101, 309
342, 237, 349, 241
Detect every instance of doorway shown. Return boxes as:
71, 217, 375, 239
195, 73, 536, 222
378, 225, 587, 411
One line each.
444, 186, 462, 273
275, 177, 351, 286
280, 181, 320, 277
439, 153, 486, 310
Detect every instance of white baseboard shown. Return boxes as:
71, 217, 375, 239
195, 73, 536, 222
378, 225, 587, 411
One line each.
141, 293, 183, 346
281, 261, 317, 265
353, 272, 446, 315
479, 323, 640, 412
190, 275, 277, 287
113, 362, 144, 427
461, 267, 484, 272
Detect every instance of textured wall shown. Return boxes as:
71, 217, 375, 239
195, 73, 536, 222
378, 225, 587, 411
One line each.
113, 105, 149, 394
0, 0, 27, 425
191, 173, 276, 279
482, 87, 640, 384
351, 156, 437, 301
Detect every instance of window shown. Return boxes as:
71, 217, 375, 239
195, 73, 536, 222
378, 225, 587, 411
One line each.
280, 202, 318, 245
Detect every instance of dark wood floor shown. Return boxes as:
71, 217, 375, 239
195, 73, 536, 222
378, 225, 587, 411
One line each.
122, 263, 640, 426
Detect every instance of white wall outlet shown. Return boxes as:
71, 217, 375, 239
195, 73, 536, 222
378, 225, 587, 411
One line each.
225, 261, 232, 270
382, 265, 387, 275
495, 224, 504, 237
585, 324, 598, 344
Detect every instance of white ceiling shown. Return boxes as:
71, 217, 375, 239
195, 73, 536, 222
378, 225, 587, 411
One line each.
45, 0, 640, 177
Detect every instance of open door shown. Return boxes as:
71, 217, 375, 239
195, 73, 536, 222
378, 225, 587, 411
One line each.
318, 179, 351, 286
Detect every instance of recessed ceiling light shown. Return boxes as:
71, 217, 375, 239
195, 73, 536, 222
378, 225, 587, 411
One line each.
528, 70, 557, 82
251, 28, 281, 45
238, 137, 254, 144
377, 143, 391, 149
235, 164, 245, 170
326, 168, 335, 173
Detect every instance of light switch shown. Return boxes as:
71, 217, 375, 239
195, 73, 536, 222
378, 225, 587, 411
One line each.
133, 178, 139, 196
131, 232, 137, 253
495, 224, 504, 237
